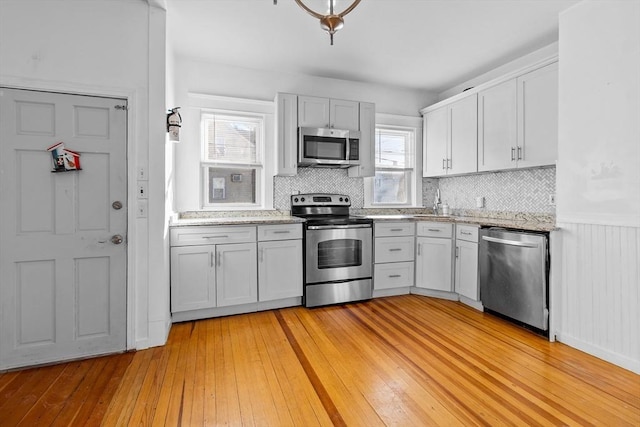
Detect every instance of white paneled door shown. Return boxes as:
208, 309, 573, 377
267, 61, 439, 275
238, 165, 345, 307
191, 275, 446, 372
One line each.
0, 88, 127, 370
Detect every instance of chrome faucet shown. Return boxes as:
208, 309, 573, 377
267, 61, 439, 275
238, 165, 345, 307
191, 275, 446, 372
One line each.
433, 189, 441, 214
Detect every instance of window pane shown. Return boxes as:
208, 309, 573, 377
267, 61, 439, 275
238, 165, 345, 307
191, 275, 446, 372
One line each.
204, 116, 259, 164
206, 167, 256, 205
373, 171, 409, 204
375, 129, 412, 168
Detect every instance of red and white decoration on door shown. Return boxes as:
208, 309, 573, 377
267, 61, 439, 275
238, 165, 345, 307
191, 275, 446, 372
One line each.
47, 142, 81, 172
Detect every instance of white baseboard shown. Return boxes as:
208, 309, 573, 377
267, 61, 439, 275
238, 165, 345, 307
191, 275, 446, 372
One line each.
556, 332, 640, 375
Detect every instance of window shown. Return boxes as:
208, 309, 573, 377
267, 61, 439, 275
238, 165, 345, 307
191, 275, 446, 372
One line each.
371, 126, 417, 205
201, 112, 264, 207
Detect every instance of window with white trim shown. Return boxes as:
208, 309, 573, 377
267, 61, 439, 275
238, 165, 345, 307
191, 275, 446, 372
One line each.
201, 112, 264, 208
370, 125, 418, 206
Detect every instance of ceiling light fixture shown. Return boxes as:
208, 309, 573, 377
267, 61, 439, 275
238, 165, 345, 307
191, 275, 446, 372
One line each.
274, 0, 362, 45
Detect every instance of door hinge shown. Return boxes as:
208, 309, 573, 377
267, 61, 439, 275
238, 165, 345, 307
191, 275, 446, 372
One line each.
114, 105, 128, 111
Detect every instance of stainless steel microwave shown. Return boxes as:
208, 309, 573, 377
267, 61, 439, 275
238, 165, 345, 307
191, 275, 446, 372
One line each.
298, 127, 361, 168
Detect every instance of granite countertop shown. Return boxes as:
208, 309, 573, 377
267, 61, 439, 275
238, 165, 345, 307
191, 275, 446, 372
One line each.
353, 211, 556, 232
171, 211, 305, 227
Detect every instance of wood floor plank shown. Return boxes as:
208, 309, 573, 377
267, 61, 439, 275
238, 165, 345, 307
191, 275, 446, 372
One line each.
1, 295, 637, 426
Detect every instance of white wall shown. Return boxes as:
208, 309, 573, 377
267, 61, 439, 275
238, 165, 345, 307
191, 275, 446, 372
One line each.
0, 0, 170, 350
172, 56, 436, 212
556, 0, 640, 373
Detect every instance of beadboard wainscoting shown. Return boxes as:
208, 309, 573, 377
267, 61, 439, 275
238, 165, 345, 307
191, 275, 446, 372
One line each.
555, 223, 640, 373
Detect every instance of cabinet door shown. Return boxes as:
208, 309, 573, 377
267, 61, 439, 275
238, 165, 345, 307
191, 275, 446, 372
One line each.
423, 106, 448, 177
275, 93, 298, 176
170, 246, 216, 312
258, 240, 303, 301
478, 79, 517, 171
298, 95, 330, 128
415, 237, 453, 292
330, 99, 359, 130
348, 101, 375, 177
216, 243, 258, 307
517, 62, 559, 168
448, 95, 478, 175
455, 240, 479, 300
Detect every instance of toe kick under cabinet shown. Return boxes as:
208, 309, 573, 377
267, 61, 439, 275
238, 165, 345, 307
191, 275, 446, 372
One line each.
373, 221, 415, 296
170, 223, 302, 322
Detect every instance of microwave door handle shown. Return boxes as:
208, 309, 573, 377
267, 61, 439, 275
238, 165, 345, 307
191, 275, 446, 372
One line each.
345, 134, 350, 162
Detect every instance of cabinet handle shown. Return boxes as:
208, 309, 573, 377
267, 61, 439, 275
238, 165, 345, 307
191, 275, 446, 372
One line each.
447, 158, 452, 169
388, 274, 401, 278
511, 147, 516, 161
517, 146, 522, 160
211, 252, 214, 267
389, 248, 402, 252
461, 231, 472, 235
455, 246, 459, 258
217, 252, 222, 267
390, 228, 403, 232
442, 158, 446, 170
417, 243, 421, 256
427, 228, 441, 232
273, 230, 290, 234
260, 248, 264, 263
204, 235, 228, 239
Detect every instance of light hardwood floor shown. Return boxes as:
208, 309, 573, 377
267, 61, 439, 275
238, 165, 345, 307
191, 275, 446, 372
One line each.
1, 295, 638, 426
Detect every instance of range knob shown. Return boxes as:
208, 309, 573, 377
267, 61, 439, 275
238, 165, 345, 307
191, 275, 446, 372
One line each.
339, 197, 344, 202
301, 197, 305, 202
293, 197, 299, 203
345, 197, 349, 203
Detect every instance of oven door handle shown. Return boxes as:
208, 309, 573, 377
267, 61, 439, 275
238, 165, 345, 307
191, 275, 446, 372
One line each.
307, 224, 372, 230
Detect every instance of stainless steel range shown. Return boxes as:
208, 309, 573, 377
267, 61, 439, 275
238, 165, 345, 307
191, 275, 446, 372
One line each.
291, 193, 373, 307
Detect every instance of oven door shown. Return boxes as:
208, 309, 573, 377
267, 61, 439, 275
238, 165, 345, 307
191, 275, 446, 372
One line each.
305, 224, 372, 284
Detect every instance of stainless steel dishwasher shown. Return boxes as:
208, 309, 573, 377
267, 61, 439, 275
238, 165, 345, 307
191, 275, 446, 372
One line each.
479, 228, 549, 332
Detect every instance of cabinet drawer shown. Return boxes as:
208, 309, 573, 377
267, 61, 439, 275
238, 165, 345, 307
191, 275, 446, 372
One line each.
375, 221, 415, 237
171, 226, 256, 247
416, 221, 453, 238
374, 262, 414, 289
258, 223, 302, 241
456, 224, 479, 242
375, 236, 415, 263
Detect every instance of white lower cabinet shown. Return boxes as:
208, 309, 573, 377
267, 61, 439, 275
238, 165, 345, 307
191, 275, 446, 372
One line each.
415, 222, 454, 293
373, 222, 415, 294
258, 236, 303, 302
454, 224, 481, 309
216, 242, 258, 307
170, 224, 302, 321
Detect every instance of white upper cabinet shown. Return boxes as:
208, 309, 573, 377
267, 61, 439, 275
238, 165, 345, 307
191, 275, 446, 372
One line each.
298, 95, 359, 130
516, 62, 559, 168
478, 79, 518, 171
275, 93, 298, 176
424, 59, 558, 176
423, 94, 477, 177
348, 101, 375, 177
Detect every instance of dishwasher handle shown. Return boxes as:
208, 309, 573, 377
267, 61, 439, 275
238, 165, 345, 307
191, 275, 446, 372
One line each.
482, 235, 539, 248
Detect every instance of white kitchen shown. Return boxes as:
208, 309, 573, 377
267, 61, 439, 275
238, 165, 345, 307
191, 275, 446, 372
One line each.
0, 0, 638, 425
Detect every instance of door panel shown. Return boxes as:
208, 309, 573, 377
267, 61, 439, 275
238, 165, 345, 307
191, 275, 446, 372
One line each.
0, 88, 127, 369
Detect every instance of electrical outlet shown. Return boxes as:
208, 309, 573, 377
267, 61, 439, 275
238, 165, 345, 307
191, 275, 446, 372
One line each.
137, 181, 148, 199
549, 194, 556, 205
476, 196, 485, 208
137, 200, 148, 218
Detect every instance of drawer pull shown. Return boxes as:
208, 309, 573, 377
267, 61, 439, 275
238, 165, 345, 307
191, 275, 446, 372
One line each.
273, 230, 290, 234
388, 274, 401, 278
427, 229, 441, 232
204, 235, 229, 239
390, 228, 403, 232
389, 248, 402, 252
461, 231, 472, 235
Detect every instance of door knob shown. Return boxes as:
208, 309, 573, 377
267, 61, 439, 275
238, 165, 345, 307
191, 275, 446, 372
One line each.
111, 235, 124, 244
112, 201, 123, 210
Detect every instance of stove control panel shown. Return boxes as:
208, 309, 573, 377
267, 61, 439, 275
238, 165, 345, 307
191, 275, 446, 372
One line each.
291, 193, 350, 207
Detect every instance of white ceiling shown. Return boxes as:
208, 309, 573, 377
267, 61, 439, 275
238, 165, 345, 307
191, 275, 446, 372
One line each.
166, 0, 579, 93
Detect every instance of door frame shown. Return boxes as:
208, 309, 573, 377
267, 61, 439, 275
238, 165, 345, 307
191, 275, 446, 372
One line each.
1, 77, 139, 351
